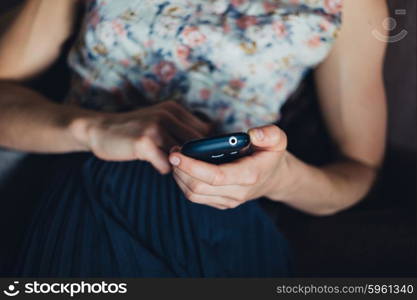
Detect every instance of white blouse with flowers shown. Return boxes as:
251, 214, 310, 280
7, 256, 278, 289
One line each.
66, 0, 343, 133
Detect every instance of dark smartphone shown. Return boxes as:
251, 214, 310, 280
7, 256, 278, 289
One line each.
181, 132, 252, 164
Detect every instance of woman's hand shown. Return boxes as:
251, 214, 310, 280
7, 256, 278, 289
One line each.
169, 125, 289, 210
71, 101, 211, 174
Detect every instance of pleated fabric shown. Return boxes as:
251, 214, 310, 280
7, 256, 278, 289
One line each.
15, 154, 293, 277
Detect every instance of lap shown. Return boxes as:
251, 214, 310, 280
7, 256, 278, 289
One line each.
15, 154, 293, 277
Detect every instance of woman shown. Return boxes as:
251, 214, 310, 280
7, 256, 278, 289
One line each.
0, 0, 387, 277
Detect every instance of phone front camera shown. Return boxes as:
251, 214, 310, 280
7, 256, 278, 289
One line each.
229, 136, 238, 146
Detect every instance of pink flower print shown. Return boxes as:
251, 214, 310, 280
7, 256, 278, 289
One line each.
236, 16, 258, 30
275, 80, 285, 93
112, 20, 126, 36
153, 61, 177, 83
120, 59, 130, 67
231, 0, 247, 7
263, 1, 279, 14
324, 0, 343, 14
273, 21, 287, 37
223, 20, 231, 33
265, 62, 277, 72
144, 40, 154, 48
176, 44, 191, 66
182, 27, 207, 47
177, 45, 190, 58
307, 35, 321, 48
200, 88, 211, 100
142, 78, 160, 95
229, 79, 245, 90
319, 20, 331, 32
217, 106, 230, 120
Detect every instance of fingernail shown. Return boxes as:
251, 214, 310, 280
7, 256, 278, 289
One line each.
254, 128, 264, 141
169, 155, 181, 166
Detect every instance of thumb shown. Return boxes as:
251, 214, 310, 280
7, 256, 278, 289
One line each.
248, 125, 287, 152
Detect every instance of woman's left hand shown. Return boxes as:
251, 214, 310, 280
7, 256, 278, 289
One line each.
169, 125, 289, 210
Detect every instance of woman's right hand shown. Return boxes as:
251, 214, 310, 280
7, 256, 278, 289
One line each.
71, 101, 212, 174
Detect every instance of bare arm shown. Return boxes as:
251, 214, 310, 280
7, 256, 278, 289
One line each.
0, 0, 79, 80
0, 0, 211, 174
167, 0, 388, 214
0, 82, 99, 153
0, 0, 94, 153
268, 0, 388, 215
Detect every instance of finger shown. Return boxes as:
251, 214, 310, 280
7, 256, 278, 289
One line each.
159, 101, 212, 135
161, 111, 206, 143
158, 132, 179, 153
173, 173, 239, 209
145, 129, 178, 153
174, 167, 247, 200
135, 136, 171, 174
174, 173, 227, 208
169, 151, 260, 186
163, 101, 212, 134
248, 124, 287, 152
177, 177, 238, 210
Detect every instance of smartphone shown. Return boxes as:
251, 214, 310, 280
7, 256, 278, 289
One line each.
181, 132, 252, 164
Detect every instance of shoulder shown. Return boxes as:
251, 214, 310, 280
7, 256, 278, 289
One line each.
333, 0, 388, 61
341, 0, 388, 34
315, 0, 389, 85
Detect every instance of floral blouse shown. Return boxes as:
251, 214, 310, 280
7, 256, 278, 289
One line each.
67, 0, 343, 133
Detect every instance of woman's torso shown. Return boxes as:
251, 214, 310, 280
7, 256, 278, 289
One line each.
66, 0, 342, 132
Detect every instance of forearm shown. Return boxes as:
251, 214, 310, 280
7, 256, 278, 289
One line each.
268, 151, 377, 216
0, 81, 102, 153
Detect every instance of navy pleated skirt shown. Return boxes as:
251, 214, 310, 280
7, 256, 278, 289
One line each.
15, 154, 293, 277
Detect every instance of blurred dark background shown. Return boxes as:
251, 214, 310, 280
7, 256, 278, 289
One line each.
0, 0, 416, 277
